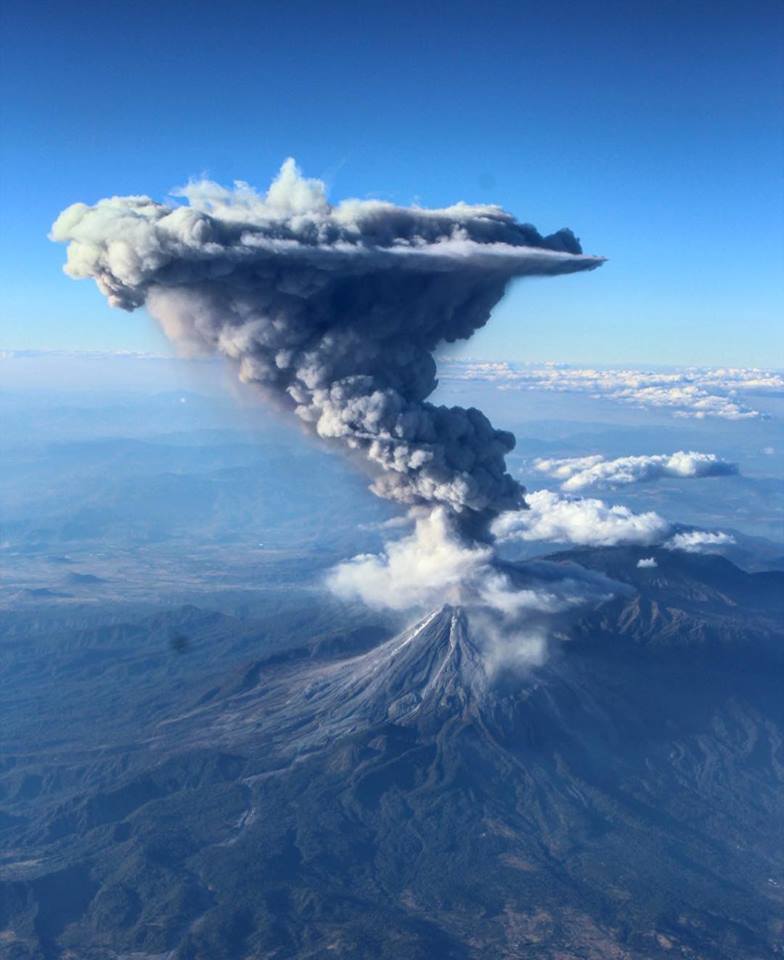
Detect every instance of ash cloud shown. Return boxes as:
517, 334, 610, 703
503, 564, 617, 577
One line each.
51, 159, 602, 536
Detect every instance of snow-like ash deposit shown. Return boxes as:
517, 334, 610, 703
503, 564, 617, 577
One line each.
51, 159, 602, 537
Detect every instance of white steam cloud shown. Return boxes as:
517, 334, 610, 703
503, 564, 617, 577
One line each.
51, 159, 602, 537
534, 450, 738, 491
328, 506, 612, 615
327, 508, 491, 611
328, 506, 622, 669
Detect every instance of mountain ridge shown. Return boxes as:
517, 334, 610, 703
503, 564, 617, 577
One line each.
1, 548, 782, 959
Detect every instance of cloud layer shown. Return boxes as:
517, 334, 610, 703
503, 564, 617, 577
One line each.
444, 361, 783, 420
52, 160, 602, 535
534, 450, 738, 491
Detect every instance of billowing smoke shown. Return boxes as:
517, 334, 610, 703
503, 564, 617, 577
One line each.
328, 505, 624, 671
51, 159, 602, 537
328, 506, 620, 614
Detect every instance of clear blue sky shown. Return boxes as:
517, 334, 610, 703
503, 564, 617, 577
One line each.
1, 0, 782, 366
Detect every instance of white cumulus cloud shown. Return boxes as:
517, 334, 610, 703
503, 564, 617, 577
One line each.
533, 450, 737, 491
492, 490, 735, 552
492, 489, 671, 547
664, 530, 735, 553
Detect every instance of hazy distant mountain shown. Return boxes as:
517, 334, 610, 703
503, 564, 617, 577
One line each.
1, 549, 782, 959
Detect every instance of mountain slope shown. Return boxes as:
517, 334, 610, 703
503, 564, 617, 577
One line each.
1, 551, 782, 959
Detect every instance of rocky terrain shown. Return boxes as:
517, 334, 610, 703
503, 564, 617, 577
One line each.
1, 547, 783, 959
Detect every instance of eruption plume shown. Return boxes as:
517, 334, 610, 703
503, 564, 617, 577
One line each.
51, 159, 603, 538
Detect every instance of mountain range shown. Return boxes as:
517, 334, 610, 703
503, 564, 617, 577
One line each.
1, 547, 782, 959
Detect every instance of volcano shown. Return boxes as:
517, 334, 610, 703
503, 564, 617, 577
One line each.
157, 605, 490, 760
1, 549, 783, 959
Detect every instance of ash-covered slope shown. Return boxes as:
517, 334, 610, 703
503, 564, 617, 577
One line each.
297, 604, 488, 730
156, 605, 488, 760
1, 551, 783, 960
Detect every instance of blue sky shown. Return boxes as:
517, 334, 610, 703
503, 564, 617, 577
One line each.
1, 0, 781, 366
